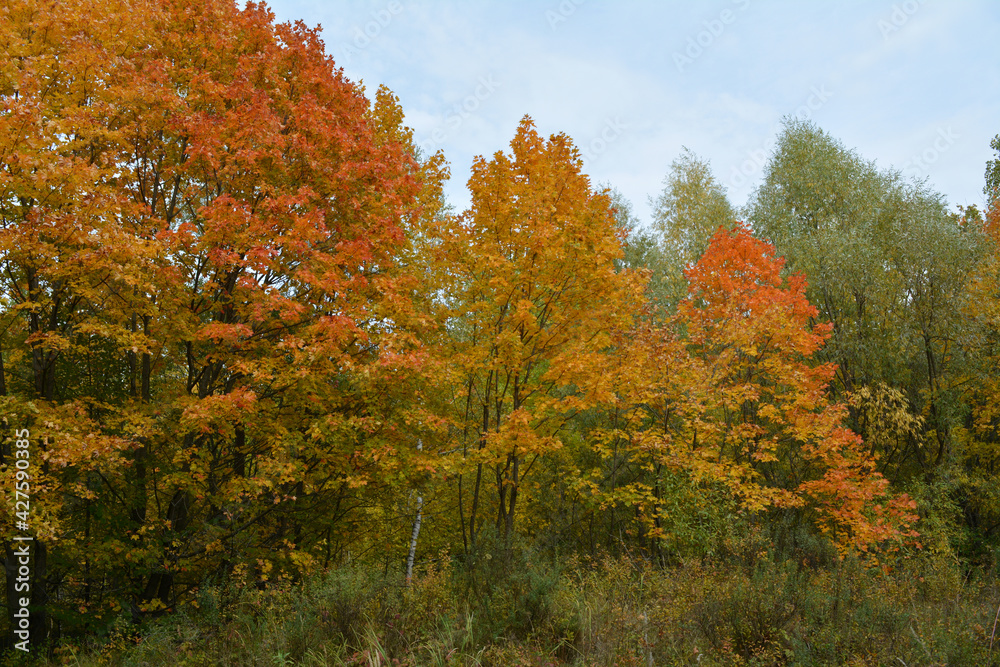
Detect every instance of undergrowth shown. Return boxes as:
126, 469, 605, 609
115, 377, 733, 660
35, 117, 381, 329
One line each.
15, 541, 1000, 667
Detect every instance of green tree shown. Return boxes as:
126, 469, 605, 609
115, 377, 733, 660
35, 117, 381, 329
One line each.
601, 187, 673, 314
650, 148, 736, 306
747, 117, 985, 483
986, 134, 1000, 203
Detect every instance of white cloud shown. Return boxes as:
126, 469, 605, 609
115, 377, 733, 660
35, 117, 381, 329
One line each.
266, 0, 1000, 222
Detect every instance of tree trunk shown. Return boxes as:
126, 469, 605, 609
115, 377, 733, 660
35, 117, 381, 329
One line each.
405, 442, 424, 584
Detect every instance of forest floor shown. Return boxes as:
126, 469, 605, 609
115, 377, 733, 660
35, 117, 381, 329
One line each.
16, 543, 1000, 667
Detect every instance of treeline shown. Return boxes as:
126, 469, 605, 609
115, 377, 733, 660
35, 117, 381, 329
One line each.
1, 0, 1000, 660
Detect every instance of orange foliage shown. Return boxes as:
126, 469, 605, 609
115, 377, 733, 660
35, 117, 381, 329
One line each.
435, 117, 647, 541
0, 0, 444, 622
606, 224, 918, 555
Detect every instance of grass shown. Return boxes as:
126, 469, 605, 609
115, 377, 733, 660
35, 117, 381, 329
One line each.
14, 544, 1000, 666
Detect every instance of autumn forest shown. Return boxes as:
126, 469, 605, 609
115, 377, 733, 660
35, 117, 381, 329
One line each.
3, 1, 1000, 665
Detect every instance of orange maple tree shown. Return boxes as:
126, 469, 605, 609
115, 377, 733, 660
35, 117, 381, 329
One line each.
0, 0, 445, 634
599, 223, 918, 555
0, 0, 159, 640
116, 0, 447, 609
433, 117, 646, 545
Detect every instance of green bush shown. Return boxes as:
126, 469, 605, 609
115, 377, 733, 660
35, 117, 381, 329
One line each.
31, 543, 1000, 666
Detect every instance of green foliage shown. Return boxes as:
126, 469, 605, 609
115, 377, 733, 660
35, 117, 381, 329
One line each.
651, 148, 737, 264
34, 544, 998, 667
747, 117, 986, 488
606, 186, 676, 313
987, 134, 1000, 202
650, 148, 737, 308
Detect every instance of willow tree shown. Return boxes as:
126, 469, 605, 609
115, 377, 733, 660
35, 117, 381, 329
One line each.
650, 148, 736, 307
746, 118, 984, 480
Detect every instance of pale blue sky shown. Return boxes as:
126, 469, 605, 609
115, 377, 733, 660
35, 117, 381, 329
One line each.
263, 0, 1000, 225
